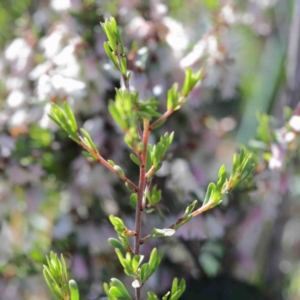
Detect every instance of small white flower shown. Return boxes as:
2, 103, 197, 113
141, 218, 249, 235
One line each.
269, 143, 285, 170
289, 115, 300, 132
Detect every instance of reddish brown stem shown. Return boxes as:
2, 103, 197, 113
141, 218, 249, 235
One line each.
140, 202, 214, 245
149, 94, 190, 131
79, 140, 138, 192
149, 109, 173, 131
134, 118, 150, 300
190, 202, 214, 217
145, 165, 156, 178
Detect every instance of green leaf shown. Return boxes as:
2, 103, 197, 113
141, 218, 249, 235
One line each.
43, 252, 70, 300
132, 254, 144, 271
171, 278, 178, 296
63, 102, 77, 131
109, 287, 124, 298
149, 248, 157, 269
203, 182, 216, 205
170, 289, 183, 300
69, 280, 80, 300
130, 193, 137, 207
182, 68, 202, 96
82, 151, 96, 160
104, 283, 118, 300
43, 268, 62, 298
109, 215, 126, 233
147, 291, 159, 300
130, 153, 141, 166
110, 278, 132, 300
108, 160, 115, 166
80, 128, 98, 151
183, 200, 197, 217
108, 238, 126, 251
167, 83, 179, 110
113, 165, 125, 177
48, 114, 62, 127
120, 56, 127, 75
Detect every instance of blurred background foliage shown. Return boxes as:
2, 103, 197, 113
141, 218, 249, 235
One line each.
1, 0, 300, 299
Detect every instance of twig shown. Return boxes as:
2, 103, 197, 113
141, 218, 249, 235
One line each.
149, 109, 174, 131
140, 202, 214, 245
149, 96, 188, 131
134, 118, 150, 300
79, 140, 138, 192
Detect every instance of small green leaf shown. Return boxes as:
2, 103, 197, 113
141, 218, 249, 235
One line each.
109, 287, 124, 298
130, 193, 137, 207
82, 151, 96, 160
110, 278, 132, 300
149, 248, 157, 269
104, 283, 118, 300
63, 102, 77, 131
171, 278, 178, 296
109, 215, 126, 232
69, 280, 80, 300
183, 200, 197, 217
130, 153, 141, 166
132, 254, 144, 271
203, 182, 216, 205
113, 165, 125, 177
80, 128, 98, 151
162, 291, 171, 300
108, 238, 126, 251
108, 160, 115, 166
147, 291, 159, 300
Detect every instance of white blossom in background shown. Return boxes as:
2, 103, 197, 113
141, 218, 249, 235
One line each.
4, 38, 33, 74
269, 143, 285, 170
289, 115, 300, 132
51, 0, 72, 12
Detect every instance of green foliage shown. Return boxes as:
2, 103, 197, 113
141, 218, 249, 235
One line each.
181, 69, 203, 96
43, 252, 80, 300
109, 215, 132, 252
139, 248, 163, 285
201, 149, 254, 210
150, 133, 174, 169
146, 185, 162, 206
43, 16, 254, 300
49, 103, 79, 142
162, 278, 186, 300
104, 278, 132, 300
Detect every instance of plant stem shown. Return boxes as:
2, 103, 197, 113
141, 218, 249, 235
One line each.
79, 140, 138, 192
140, 202, 214, 245
149, 109, 173, 131
122, 74, 130, 90
149, 95, 187, 131
190, 202, 214, 217
134, 118, 150, 300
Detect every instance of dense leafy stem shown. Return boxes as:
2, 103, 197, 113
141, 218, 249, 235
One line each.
44, 17, 254, 300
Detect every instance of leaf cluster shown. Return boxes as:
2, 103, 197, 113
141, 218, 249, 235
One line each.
147, 278, 186, 300
101, 17, 128, 78
43, 252, 80, 300
201, 149, 253, 210
109, 215, 134, 252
